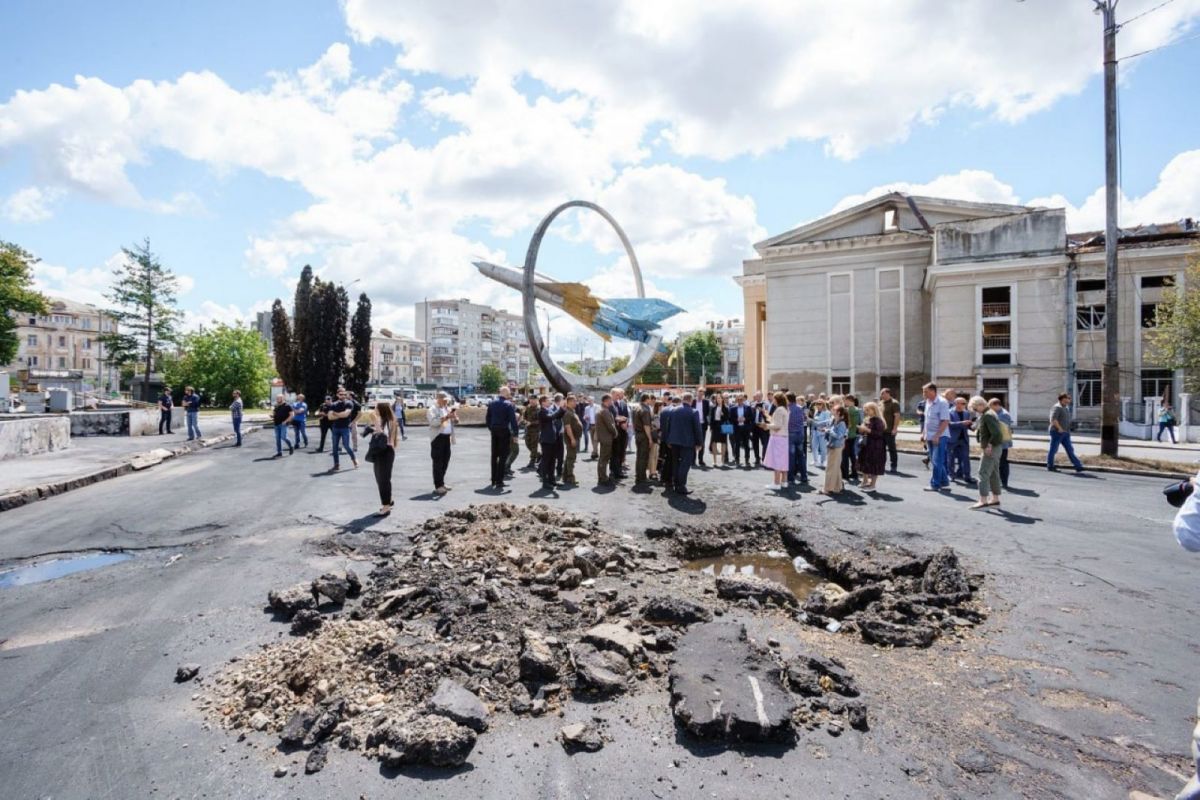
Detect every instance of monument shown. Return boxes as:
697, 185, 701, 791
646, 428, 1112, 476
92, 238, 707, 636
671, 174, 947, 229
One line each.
474, 200, 684, 395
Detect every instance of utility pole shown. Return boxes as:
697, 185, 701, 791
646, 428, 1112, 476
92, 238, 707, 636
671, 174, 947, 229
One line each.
1097, 0, 1121, 457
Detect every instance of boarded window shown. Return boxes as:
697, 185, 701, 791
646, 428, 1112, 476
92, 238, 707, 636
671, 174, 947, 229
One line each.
1076, 370, 1101, 407
1076, 305, 1106, 331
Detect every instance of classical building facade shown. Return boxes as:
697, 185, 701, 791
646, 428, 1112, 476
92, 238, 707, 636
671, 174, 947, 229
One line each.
414, 299, 532, 390
4, 296, 120, 392
738, 193, 1199, 422
368, 329, 426, 386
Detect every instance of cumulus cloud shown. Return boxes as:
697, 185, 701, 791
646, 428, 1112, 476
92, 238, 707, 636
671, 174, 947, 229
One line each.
30, 260, 115, 308
829, 170, 1022, 215
181, 298, 273, 332
2, 186, 63, 222
343, 0, 1200, 160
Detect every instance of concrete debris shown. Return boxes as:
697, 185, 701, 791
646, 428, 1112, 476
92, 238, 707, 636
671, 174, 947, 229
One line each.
428, 678, 489, 733
175, 664, 200, 683
640, 596, 713, 626
559, 722, 605, 753
715, 574, 798, 607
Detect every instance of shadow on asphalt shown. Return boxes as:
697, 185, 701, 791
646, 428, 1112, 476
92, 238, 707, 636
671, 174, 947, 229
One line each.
987, 508, 1042, 525
667, 493, 707, 514
337, 514, 388, 535
1005, 487, 1040, 497
671, 727, 792, 759
867, 491, 903, 502
379, 762, 475, 781
408, 493, 444, 501
816, 490, 865, 507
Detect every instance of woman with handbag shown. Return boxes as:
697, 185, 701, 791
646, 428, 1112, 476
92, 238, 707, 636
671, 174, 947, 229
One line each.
709, 392, 732, 467
819, 406, 848, 495
369, 401, 399, 515
761, 391, 791, 491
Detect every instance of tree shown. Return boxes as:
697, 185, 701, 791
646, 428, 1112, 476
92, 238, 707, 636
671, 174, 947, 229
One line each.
292, 265, 314, 396
166, 324, 272, 406
606, 354, 631, 374
682, 331, 721, 384
346, 293, 372, 396
635, 351, 669, 385
271, 299, 295, 388
478, 363, 504, 393
99, 239, 181, 397
1148, 257, 1200, 391
0, 241, 48, 365
301, 279, 349, 401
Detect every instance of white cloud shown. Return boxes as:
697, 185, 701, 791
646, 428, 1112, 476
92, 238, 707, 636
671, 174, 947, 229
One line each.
181, 298, 273, 332
829, 170, 1022, 215
343, 0, 1200, 160
31, 261, 114, 308
2, 185, 63, 222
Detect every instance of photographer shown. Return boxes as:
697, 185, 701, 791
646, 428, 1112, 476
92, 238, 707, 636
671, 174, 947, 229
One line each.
428, 392, 458, 496
1170, 472, 1200, 799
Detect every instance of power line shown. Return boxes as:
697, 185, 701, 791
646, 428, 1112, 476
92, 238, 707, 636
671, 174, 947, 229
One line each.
1120, 29, 1200, 60
1119, 0, 1177, 27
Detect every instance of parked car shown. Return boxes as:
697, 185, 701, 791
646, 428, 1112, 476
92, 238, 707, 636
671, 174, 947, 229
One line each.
465, 394, 491, 407
399, 389, 429, 409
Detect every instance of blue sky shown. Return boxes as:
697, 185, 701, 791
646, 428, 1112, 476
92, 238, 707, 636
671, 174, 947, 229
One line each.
2, 0, 1199, 361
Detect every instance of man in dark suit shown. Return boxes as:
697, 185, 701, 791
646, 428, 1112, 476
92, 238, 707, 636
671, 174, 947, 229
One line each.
537, 395, 567, 489
697, 390, 712, 467
485, 387, 519, 489
661, 396, 679, 491
666, 392, 703, 495
594, 394, 618, 485
611, 388, 630, 480
730, 393, 754, 467
751, 391, 772, 466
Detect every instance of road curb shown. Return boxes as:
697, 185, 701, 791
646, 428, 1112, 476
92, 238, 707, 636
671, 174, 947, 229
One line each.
0, 427, 261, 513
896, 447, 1190, 481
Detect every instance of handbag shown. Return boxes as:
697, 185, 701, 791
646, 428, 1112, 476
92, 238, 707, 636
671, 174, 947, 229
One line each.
720, 423, 734, 435
364, 430, 389, 463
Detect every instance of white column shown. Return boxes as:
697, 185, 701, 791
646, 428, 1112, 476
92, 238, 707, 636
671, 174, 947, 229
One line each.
1145, 397, 1156, 427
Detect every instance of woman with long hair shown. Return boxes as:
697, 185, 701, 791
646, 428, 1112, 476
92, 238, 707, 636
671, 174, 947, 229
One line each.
819, 406, 849, 495
857, 401, 886, 492
709, 392, 731, 467
761, 391, 791, 491
372, 401, 399, 515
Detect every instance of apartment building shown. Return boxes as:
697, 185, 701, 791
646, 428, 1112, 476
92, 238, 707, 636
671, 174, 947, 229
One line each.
4, 296, 120, 391
738, 192, 1200, 421
369, 328, 426, 385
413, 299, 532, 391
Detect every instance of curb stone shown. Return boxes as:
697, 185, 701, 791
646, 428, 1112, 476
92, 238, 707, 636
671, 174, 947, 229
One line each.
896, 447, 1189, 481
0, 426, 262, 514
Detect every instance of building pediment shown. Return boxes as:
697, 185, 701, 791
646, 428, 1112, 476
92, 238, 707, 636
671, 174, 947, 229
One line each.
755, 192, 1035, 253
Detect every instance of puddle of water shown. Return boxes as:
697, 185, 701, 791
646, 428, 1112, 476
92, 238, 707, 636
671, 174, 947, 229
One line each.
0, 552, 133, 589
683, 553, 825, 598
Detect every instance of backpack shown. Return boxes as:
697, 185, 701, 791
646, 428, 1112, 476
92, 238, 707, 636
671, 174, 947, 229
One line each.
999, 420, 1013, 445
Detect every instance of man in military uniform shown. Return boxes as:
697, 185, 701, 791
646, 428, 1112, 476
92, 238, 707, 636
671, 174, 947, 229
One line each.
562, 394, 583, 486
522, 396, 541, 472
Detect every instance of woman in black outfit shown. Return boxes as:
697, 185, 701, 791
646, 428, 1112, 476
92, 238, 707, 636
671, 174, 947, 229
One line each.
373, 401, 399, 515
316, 395, 333, 452
709, 393, 731, 466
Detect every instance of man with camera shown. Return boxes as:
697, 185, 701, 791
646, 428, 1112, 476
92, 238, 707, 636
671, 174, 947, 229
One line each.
1170, 473, 1200, 799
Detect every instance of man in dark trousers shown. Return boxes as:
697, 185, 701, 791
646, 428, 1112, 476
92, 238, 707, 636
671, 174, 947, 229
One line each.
634, 392, 655, 485
611, 388, 630, 480
751, 391, 771, 466
537, 395, 567, 490
730, 393, 754, 467
157, 385, 173, 435
522, 397, 541, 471
697, 389, 712, 467
594, 394, 618, 486
661, 395, 680, 490
666, 392, 703, 495
786, 392, 809, 485
485, 387, 519, 490
315, 395, 333, 452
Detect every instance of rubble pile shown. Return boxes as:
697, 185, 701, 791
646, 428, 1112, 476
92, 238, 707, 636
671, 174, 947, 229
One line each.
665, 515, 988, 648
201, 506, 984, 772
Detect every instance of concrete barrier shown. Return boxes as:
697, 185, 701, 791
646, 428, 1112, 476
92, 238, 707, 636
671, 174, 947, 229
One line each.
0, 415, 72, 461
69, 407, 180, 436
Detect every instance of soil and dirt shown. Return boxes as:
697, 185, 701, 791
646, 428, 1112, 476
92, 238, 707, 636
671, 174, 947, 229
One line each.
200, 504, 985, 774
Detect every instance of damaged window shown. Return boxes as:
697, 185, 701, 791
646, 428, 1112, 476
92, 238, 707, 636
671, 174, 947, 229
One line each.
1076, 305, 1106, 331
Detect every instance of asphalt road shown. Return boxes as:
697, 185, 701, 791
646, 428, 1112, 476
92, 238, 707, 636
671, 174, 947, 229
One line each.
0, 428, 1196, 799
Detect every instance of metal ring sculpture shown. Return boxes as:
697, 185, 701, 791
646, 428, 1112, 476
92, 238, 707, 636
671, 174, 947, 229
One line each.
523, 200, 661, 395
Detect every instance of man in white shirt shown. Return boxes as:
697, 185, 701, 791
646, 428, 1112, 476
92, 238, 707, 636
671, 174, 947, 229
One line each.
920, 382, 951, 491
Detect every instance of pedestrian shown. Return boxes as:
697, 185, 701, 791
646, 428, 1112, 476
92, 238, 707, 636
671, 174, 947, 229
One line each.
634, 392, 655, 484
1047, 392, 1085, 473
271, 394, 295, 457
594, 394, 618, 486
667, 392, 703, 495
315, 395, 333, 452
948, 396, 975, 483
583, 396, 597, 458
819, 407, 849, 495
523, 397, 541, 470
428, 391, 457, 495
485, 387, 519, 490
537, 395, 567, 490
229, 390, 243, 447
697, 390, 712, 467
841, 394, 860, 483
662, 395, 681, 489
879, 388, 901, 473
348, 392, 362, 450
750, 391, 770, 466
1170, 467, 1200, 800
396, 400, 408, 440
810, 399, 830, 468
761, 391, 790, 491
371, 400, 399, 515
858, 401, 886, 492
649, 398, 663, 481
970, 396, 1003, 509
157, 385, 174, 435
183, 386, 202, 440
612, 388, 630, 480
562, 394, 583, 486
328, 387, 358, 472
989, 398, 1014, 488
1158, 400, 1178, 444
580, 395, 592, 453
709, 392, 731, 467
731, 393, 754, 467
292, 393, 309, 449
785, 392, 808, 486
921, 383, 952, 491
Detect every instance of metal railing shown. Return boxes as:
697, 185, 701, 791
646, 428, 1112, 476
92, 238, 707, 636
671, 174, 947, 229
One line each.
981, 303, 1010, 318
981, 335, 1011, 350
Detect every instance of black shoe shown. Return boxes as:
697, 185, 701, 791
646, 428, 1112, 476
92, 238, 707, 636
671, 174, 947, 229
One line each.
1047, 466, 1059, 472
272, 453, 282, 459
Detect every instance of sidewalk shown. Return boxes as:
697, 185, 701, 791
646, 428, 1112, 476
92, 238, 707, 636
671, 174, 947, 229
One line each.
896, 428, 1198, 460
0, 419, 264, 512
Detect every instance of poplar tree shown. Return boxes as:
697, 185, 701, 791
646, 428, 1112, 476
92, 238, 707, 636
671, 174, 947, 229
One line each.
347, 292, 372, 396
99, 239, 181, 398
270, 299, 295, 389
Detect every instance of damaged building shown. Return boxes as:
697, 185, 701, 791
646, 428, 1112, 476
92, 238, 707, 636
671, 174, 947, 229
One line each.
736, 193, 1200, 424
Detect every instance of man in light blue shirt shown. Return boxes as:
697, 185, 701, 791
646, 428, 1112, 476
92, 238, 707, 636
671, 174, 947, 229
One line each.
921, 382, 951, 491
